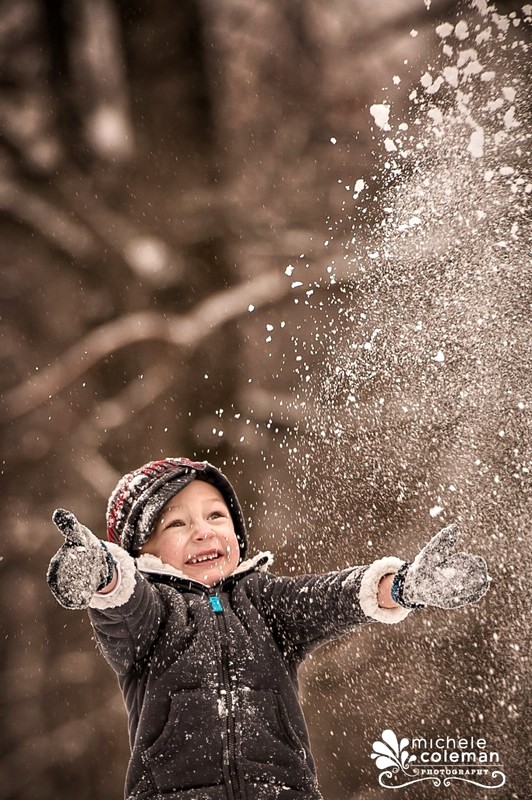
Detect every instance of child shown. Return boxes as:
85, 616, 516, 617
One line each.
47, 457, 489, 800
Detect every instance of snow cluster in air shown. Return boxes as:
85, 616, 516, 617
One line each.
200, 6, 530, 754
255, 0, 531, 605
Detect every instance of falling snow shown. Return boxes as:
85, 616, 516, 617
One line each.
260, 5, 530, 790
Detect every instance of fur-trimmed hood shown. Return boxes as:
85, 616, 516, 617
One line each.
136, 550, 274, 587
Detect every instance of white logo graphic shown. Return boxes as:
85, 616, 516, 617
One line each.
371, 729, 506, 790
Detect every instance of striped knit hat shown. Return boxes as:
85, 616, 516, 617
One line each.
106, 457, 247, 559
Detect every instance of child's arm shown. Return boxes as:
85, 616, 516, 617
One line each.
255, 524, 489, 660
47, 509, 167, 674
255, 563, 405, 662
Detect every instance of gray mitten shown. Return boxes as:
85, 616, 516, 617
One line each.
391, 524, 490, 610
47, 509, 115, 609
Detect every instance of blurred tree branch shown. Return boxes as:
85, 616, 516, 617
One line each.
2, 268, 288, 420
0, 169, 179, 280
0, 174, 97, 259
72, 365, 176, 497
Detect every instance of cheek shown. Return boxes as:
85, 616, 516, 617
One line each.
157, 536, 187, 563
224, 535, 241, 566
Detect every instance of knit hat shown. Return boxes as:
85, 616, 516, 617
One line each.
106, 457, 247, 559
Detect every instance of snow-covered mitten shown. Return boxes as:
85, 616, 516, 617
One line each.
391, 524, 490, 610
47, 509, 116, 609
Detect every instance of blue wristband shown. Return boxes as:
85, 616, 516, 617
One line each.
391, 562, 425, 609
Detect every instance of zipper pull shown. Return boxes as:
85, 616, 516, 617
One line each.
209, 595, 223, 613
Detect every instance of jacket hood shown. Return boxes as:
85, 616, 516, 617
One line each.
136, 550, 273, 589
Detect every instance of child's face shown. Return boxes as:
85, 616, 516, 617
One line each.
140, 480, 241, 586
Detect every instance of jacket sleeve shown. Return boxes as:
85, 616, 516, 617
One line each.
87, 543, 167, 675
255, 557, 412, 661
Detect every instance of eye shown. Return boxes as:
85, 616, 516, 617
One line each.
209, 510, 227, 520
165, 518, 185, 529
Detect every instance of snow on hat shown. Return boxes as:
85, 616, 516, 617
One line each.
106, 457, 247, 559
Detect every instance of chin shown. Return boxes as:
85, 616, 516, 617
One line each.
200, 571, 225, 586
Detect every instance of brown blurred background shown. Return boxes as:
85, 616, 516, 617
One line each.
0, 1, 530, 798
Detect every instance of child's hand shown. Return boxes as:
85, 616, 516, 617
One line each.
391, 524, 490, 610
46, 509, 116, 609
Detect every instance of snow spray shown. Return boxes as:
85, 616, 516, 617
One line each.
264, 3, 530, 794
282, 0, 530, 562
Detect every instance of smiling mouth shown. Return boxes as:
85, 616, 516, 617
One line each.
186, 550, 223, 565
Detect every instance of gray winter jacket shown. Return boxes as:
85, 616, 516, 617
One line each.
88, 546, 410, 800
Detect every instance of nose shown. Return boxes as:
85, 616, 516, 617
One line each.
191, 520, 213, 540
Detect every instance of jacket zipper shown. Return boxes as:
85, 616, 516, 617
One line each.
209, 590, 243, 800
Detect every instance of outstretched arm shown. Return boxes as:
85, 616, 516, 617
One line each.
254, 523, 489, 661
255, 557, 410, 662
46, 509, 168, 674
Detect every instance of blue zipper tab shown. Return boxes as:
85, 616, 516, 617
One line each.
209, 595, 223, 613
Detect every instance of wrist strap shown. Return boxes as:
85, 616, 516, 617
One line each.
391, 562, 425, 609
97, 542, 116, 591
